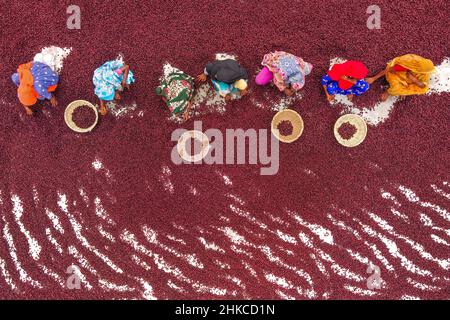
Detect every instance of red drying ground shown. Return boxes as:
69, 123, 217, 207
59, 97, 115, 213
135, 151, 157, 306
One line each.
71, 105, 96, 129
277, 120, 294, 136
338, 122, 358, 140
0, 1, 449, 300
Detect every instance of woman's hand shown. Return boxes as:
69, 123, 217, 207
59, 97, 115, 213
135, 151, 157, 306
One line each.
121, 81, 130, 91
121, 65, 130, 90
50, 96, 58, 107
323, 84, 334, 103
407, 72, 426, 88
417, 82, 426, 88
341, 75, 357, 84
196, 73, 207, 83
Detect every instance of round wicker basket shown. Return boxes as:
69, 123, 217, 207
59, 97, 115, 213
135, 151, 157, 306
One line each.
334, 114, 367, 147
64, 100, 99, 133
271, 109, 304, 143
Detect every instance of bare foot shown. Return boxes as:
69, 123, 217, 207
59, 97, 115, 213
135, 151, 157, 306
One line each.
24, 106, 33, 116
348, 94, 354, 102
381, 91, 390, 101
326, 94, 335, 103
115, 92, 121, 100
224, 94, 232, 102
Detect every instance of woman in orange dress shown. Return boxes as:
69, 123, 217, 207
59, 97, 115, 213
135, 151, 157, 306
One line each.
367, 54, 436, 101
11, 61, 59, 116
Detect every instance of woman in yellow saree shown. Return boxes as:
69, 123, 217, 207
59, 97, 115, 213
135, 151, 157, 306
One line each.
367, 54, 436, 101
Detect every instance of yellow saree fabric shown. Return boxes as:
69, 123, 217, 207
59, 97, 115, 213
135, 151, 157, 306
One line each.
386, 54, 436, 96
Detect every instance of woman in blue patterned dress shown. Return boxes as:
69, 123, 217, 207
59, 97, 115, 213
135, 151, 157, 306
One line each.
11, 61, 59, 116
322, 61, 370, 103
93, 59, 135, 115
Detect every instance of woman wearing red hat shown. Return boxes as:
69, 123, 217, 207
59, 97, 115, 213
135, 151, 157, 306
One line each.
321, 61, 370, 103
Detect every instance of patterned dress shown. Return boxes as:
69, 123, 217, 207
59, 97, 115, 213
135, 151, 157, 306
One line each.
11, 62, 59, 100
156, 71, 194, 115
93, 60, 135, 101
386, 54, 435, 96
211, 80, 239, 97
262, 51, 313, 92
321, 75, 369, 96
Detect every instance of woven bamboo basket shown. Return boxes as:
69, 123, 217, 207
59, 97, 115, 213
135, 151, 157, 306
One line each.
64, 100, 99, 133
271, 109, 304, 143
334, 114, 367, 147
